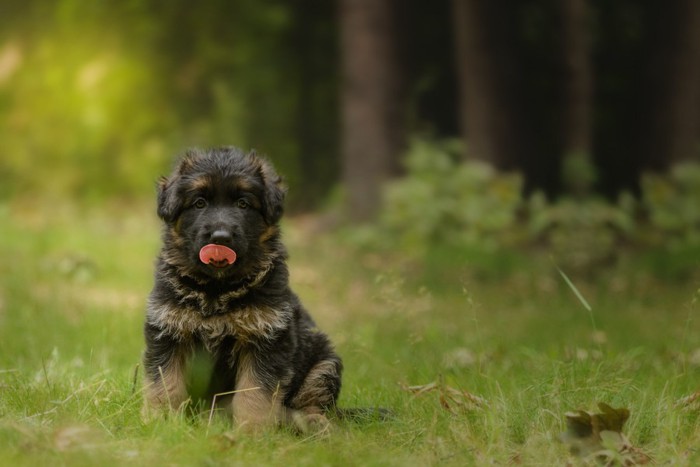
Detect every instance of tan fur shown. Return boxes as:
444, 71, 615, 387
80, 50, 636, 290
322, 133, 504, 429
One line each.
157, 176, 169, 193
178, 150, 200, 173
290, 410, 331, 434
185, 175, 256, 205
169, 224, 185, 243
148, 300, 292, 349
187, 175, 211, 193
258, 225, 279, 245
143, 348, 189, 414
288, 359, 341, 410
233, 178, 255, 193
232, 351, 284, 430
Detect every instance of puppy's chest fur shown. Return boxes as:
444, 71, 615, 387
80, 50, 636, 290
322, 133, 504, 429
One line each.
148, 281, 293, 350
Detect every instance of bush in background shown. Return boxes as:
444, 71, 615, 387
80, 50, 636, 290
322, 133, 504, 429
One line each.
375, 138, 700, 280
382, 139, 523, 252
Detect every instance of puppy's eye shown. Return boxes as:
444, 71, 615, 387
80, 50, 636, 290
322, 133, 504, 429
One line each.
193, 198, 207, 209
237, 198, 250, 209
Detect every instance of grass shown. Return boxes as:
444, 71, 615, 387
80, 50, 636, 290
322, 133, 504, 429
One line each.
1, 199, 699, 465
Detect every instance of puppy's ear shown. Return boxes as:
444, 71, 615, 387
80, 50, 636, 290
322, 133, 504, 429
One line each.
256, 155, 287, 225
157, 149, 203, 222
156, 175, 181, 223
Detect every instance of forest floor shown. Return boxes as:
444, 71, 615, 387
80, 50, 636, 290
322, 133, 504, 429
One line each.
1, 199, 699, 466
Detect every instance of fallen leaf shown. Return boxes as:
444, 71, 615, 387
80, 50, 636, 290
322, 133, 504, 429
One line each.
401, 375, 487, 413
561, 410, 600, 457
594, 402, 630, 433
676, 390, 700, 407
560, 403, 650, 465
404, 381, 438, 397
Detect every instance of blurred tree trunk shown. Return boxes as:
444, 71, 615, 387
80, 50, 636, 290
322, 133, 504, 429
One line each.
451, 0, 518, 169
562, 0, 591, 156
339, 0, 403, 222
561, 0, 594, 196
645, 1, 700, 167
594, 1, 700, 196
451, 0, 566, 197
291, 0, 338, 211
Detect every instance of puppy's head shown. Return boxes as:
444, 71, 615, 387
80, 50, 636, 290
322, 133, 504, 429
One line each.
157, 147, 286, 280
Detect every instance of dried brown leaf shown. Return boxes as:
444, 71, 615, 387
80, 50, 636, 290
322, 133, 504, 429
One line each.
594, 402, 629, 433
403, 381, 438, 396
401, 378, 487, 412
676, 389, 700, 407
439, 393, 452, 412
445, 386, 488, 407
561, 402, 642, 463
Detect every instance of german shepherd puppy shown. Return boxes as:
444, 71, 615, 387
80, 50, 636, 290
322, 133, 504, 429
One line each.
143, 147, 342, 432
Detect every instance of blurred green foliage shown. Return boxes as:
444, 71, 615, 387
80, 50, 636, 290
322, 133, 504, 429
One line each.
0, 24, 168, 199
642, 163, 700, 246
637, 164, 700, 278
0, 0, 338, 206
527, 194, 636, 272
375, 138, 700, 279
382, 138, 523, 252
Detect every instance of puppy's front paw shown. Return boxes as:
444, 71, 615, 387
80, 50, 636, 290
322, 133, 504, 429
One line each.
141, 403, 166, 422
292, 411, 332, 435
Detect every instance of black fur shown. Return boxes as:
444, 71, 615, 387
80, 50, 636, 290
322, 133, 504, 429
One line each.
143, 147, 342, 430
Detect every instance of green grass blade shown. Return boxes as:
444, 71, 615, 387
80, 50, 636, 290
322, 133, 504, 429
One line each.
556, 266, 592, 312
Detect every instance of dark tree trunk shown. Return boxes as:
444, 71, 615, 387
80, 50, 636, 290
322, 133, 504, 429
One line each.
451, 0, 564, 196
451, 0, 518, 169
290, 0, 339, 211
339, 0, 403, 222
593, 0, 700, 197
645, 1, 700, 167
562, 0, 592, 157
561, 0, 594, 196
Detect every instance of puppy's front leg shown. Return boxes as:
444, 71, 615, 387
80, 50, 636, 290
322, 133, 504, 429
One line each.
142, 324, 190, 415
232, 351, 284, 431
286, 358, 342, 434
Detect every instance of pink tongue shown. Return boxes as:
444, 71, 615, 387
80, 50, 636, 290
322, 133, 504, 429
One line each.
199, 244, 237, 267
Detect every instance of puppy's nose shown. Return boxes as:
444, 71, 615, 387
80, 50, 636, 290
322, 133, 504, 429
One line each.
210, 229, 233, 245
